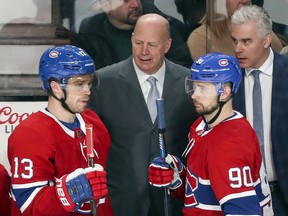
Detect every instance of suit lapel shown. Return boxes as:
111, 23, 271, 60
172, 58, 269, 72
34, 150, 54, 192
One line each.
233, 69, 246, 116
271, 52, 284, 136
162, 60, 182, 114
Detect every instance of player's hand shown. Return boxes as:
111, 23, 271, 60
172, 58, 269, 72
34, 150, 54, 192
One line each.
148, 154, 185, 189
85, 164, 108, 200
148, 156, 174, 187
55, 164, 108, 212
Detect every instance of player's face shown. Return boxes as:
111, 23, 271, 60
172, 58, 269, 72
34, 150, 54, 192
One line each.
105, 0, 142, 27
226, 0, 251, 19
191, 82, 220, 116
132, 21, 171, 74
231, 20, 271, 69
64, 74, 93, 113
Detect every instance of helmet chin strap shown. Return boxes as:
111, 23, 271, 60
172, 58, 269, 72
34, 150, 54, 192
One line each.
51, 89, 75, 115
203, 94, 234, 127
60, 98, 75, 115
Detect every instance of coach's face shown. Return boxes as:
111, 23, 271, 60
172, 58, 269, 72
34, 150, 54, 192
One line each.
131, 14, 172, 74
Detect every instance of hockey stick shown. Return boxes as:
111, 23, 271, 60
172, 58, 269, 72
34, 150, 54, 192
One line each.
86, 124, 97, 216
156, 98, 170, 216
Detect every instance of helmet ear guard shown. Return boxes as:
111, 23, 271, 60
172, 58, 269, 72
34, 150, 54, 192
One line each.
39, 45, 95, 91
215, 82, 225, 95
187, 52, 242, 95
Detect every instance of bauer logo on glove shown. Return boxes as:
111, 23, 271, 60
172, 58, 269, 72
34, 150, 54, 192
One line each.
55, 164, 107, 212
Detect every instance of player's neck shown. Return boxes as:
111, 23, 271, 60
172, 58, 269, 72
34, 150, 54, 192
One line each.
47, 99, 76, 123
205, 103, 234, 129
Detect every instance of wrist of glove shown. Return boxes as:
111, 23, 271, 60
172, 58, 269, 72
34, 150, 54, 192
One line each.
148, 154, 185, 190
55, 164, 108, 212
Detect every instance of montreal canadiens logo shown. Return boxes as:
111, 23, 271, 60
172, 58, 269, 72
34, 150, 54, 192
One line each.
218, 59, 228, 66
49, 50, 59, 58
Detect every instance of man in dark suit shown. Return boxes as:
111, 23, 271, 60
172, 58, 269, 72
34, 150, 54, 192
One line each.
231, 5, 288, 215
88, 13, 196, 216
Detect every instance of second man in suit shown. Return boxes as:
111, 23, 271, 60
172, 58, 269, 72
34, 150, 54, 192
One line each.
231, 5, 288, 215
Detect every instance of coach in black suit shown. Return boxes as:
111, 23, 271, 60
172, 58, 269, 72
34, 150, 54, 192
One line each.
231, 5, 288, 215
88, 14, 196, 216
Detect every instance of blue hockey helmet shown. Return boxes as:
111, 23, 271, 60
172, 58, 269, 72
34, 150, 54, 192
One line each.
39, 45, 95, 91
186, 52, 242, 95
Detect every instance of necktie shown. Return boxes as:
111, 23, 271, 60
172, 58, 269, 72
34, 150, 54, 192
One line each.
147, 76, 160, 123
252, 70, 265, 166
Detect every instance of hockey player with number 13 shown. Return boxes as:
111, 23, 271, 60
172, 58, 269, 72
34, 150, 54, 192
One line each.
8, 45, 113, 216
148, 52, 273, 215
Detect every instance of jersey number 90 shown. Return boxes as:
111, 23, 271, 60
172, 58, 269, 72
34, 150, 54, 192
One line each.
229, 166, 253, 188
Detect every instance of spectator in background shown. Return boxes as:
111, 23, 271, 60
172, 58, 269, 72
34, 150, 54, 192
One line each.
231, 5, 288, 215
187, 0, 283, 61
72, 0, 193, 69
88, 13, 196, 216
174, 0, 206, 39
59, 0, 76, 29
0, 164, 11, 216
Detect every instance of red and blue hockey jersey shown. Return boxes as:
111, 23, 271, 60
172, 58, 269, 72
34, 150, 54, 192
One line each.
181, 112, 272, 215
8, 109, 113, 216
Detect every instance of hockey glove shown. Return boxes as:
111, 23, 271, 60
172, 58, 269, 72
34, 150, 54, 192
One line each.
55, 164, 108, 212
148, 154, 185, 190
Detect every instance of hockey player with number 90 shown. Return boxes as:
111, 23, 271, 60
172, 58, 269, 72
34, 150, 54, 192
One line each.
8, 45, 113, 216
148, 52, 273, 215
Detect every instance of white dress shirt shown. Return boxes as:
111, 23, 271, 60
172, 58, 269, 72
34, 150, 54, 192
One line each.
133, 59, 165, 102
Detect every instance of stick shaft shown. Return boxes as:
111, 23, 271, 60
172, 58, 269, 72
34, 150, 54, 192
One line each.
156, 98, 170, 216
86, 124, 97, 216
156, 99, 167, 158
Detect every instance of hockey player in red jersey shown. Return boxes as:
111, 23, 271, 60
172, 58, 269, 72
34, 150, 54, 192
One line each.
8, 45, 113, 216
148, 52, 273, 215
